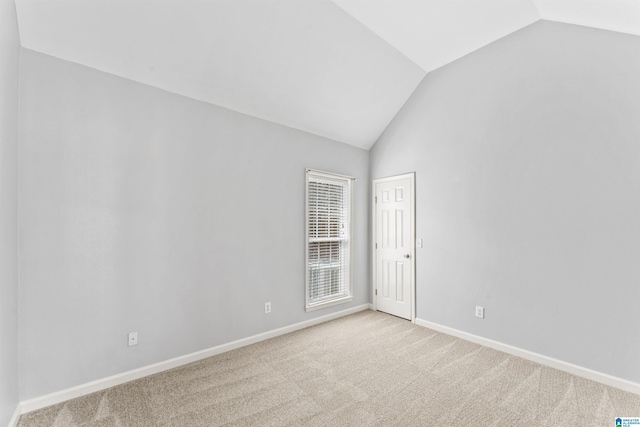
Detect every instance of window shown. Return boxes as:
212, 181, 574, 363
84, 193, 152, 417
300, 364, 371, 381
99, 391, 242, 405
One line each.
305, 169, 353, 311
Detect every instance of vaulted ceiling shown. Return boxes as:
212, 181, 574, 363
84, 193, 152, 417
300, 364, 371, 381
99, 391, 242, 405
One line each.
14, 0, 640, 149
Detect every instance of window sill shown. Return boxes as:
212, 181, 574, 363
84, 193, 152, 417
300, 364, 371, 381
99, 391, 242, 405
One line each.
305, 295, 353, 312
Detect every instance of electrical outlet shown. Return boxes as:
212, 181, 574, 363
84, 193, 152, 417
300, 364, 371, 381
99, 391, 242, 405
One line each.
128, 332, 138, 346
265, 302, 271, 314
475, 306, 484, 319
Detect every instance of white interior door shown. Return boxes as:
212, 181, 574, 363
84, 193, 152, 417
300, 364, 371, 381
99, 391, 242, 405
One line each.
373, 174, 415, 320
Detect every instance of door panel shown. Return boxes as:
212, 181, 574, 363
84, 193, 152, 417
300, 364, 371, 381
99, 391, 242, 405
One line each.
375, 176, 413, 320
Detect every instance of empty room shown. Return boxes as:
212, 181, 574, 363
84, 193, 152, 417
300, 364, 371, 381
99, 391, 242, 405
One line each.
1, 0, 640, 425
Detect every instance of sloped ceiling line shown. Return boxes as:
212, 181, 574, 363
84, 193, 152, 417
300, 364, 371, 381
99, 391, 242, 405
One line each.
14, 0, 640, 149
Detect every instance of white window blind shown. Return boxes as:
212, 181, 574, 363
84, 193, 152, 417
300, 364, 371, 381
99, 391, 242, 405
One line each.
305, 169, 353, 311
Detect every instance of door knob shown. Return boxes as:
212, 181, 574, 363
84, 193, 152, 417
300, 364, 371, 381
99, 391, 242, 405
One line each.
404, 254, 410, 259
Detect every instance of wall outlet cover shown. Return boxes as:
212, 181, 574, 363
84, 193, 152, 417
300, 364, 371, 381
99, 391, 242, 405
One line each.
128, 332, 138, 346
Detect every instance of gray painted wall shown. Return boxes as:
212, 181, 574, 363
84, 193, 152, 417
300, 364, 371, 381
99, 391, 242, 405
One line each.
0, 0, 21, 423
19, 49, 370, 399
371, 20, 640, 383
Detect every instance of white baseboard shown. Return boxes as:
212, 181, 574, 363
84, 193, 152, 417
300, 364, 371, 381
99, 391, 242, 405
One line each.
414, 317, 640, 396
7, 404, 21, 427
19, 303, 372, 415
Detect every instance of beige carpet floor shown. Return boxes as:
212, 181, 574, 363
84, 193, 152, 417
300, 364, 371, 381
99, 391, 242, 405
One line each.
18, 310, 640, 426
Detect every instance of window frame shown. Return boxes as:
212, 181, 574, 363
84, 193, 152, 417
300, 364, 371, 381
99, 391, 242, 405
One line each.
305, 169, 354, 312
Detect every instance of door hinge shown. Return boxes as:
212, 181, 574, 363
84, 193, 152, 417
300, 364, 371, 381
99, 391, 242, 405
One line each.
375, 243, 377, 249
375, 196, 377, 203
375, 289, 377, 296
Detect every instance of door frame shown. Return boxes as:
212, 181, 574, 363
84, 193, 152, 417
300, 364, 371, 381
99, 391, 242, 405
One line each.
372, 172, 416, 322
